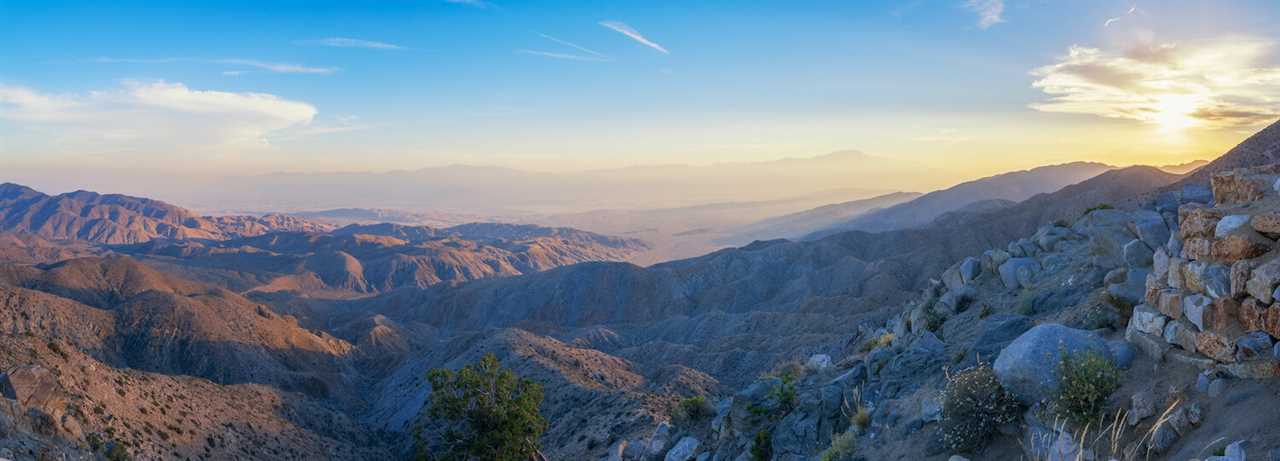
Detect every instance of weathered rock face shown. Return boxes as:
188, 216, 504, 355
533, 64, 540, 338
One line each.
993, 324, 1111, 405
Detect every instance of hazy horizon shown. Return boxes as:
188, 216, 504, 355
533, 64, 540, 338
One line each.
5, 0, 1278, 199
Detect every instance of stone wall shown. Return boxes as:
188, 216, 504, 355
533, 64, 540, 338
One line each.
1128, 164, 1280, 378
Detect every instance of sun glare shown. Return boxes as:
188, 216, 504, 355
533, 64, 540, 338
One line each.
1149, 94, 1202, 132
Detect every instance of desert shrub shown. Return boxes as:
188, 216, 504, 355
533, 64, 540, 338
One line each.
852, 404, 871, 430
978, 304, 993, 319
1052, 351, 1122, 428
47, 341, 67, 360
923, 307, 945, 332
1082, 203, 1114, 217
771, 374, 798, 414
751, 430, 773, 461
860, 332, 895, 352
940, 364, 1021, 452
104, 441, 131, 461
675, 395, 715, 424
417, 353, 547, 461
819, 429, 857, 461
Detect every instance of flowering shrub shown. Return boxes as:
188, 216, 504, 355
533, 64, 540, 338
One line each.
940, 364, 1021, 451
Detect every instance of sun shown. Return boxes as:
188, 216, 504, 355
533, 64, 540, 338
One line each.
1149, 94, 1202, 132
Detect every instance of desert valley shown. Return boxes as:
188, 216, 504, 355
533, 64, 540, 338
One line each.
5, 1, 1280, 460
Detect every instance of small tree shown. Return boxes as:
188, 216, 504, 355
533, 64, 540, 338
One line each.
418, 354, 548, 461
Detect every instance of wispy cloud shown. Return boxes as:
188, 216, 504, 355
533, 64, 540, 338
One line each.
1029, 37, 1280, 130
964, 0, 1005, 29
0, 81, 319, 149
517, 50, 609, 62
1104, 6, 1139, 27
518, 33, 611, 62
93, 56, 338, 74
599, 20, 669, 54
294, 37, 404, 50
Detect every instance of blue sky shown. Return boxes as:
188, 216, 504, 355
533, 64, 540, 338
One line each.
3, 0, 1280, 183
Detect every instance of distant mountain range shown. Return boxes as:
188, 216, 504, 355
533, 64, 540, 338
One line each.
0, 183, 330, 244
166, 151, 921, 214
807, 161, 1116, 236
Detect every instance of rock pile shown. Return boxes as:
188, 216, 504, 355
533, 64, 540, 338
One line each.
1128, 165, 1280, 379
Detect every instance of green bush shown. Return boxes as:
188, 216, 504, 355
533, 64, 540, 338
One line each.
1052, 351, 1122, 428
751, 430, 773, 461
675, 395, 715, 423
417, 353, 548, 461
940, 364, 1021, 452
1082, 203, 1114, 217
819, 429, 857, 461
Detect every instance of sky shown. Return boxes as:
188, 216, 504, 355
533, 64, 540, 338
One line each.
3, 0, 1280, 192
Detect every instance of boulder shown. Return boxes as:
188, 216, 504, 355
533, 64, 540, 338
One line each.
1216, 214, 1252, 237
982, 249, 1011, 274
1168, 257, 1187, 290
1133, 212, 1172, 252
999, 258, 1041, 291
1196, 331, 1237, 363
1123, 239, 1154, 268
1162, 320, 1198, 353
1246, 259, 1280, 303
1108, 340, 1135, 370
959, 257, 981, 284
1127, 390, 1155, 426
1201, 264, 1232, 299
1251, 212, 1280, 236
1130, 305, 1168, 336
1231, 260, 1252, 299
1212, 167, 1275, 205
993, 324, 1111, 405
1212, 228, 1273, 262
1201, 298, 1240, 334
968, 314, 1034, 365
1156, 290, 1183, 320
1152, 248, 1171, 279
1239, 298, 1269, 333
665, 436, 700, 461
1181, 294, 1213, 331
1183, 237, 1212, 261
1107, 268, 1149, 307
1236, 331, 1274, 361
806, 354, 832, 371
1179, 205, 1224, 239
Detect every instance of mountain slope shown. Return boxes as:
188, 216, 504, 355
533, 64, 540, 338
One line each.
116, 223, 648, 296
0, 183, 331, 245
811, 162, 1114, 236
718, 191, 921, 244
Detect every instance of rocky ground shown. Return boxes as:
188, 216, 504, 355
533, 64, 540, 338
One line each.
624, 165, 1280, 461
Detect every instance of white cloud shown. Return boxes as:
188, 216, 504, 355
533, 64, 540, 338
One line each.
1029, 38, 1280, 129
0, 81, 318, 150
599, 21, 669, 54
93, 56, 338, 74
295, 37, 404, 50
964, 0, 1005, 29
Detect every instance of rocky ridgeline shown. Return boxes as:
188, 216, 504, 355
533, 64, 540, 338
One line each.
1128, 164, 1280, 379
610, 167, 1280, 461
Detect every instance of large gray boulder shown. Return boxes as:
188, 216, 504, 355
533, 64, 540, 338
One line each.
993, 324, 1112, 405
999, 258, 1041, 290
967, 314, 1034, 365
665, 436, 700, 461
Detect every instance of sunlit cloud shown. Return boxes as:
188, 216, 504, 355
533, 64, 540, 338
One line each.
599, 21, 669, 54
964, 0, 1005, 29
93, 56, 338, 74
1029, 38, 1280, 131
0, 81, 318, 149
294, 37, 404, 50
